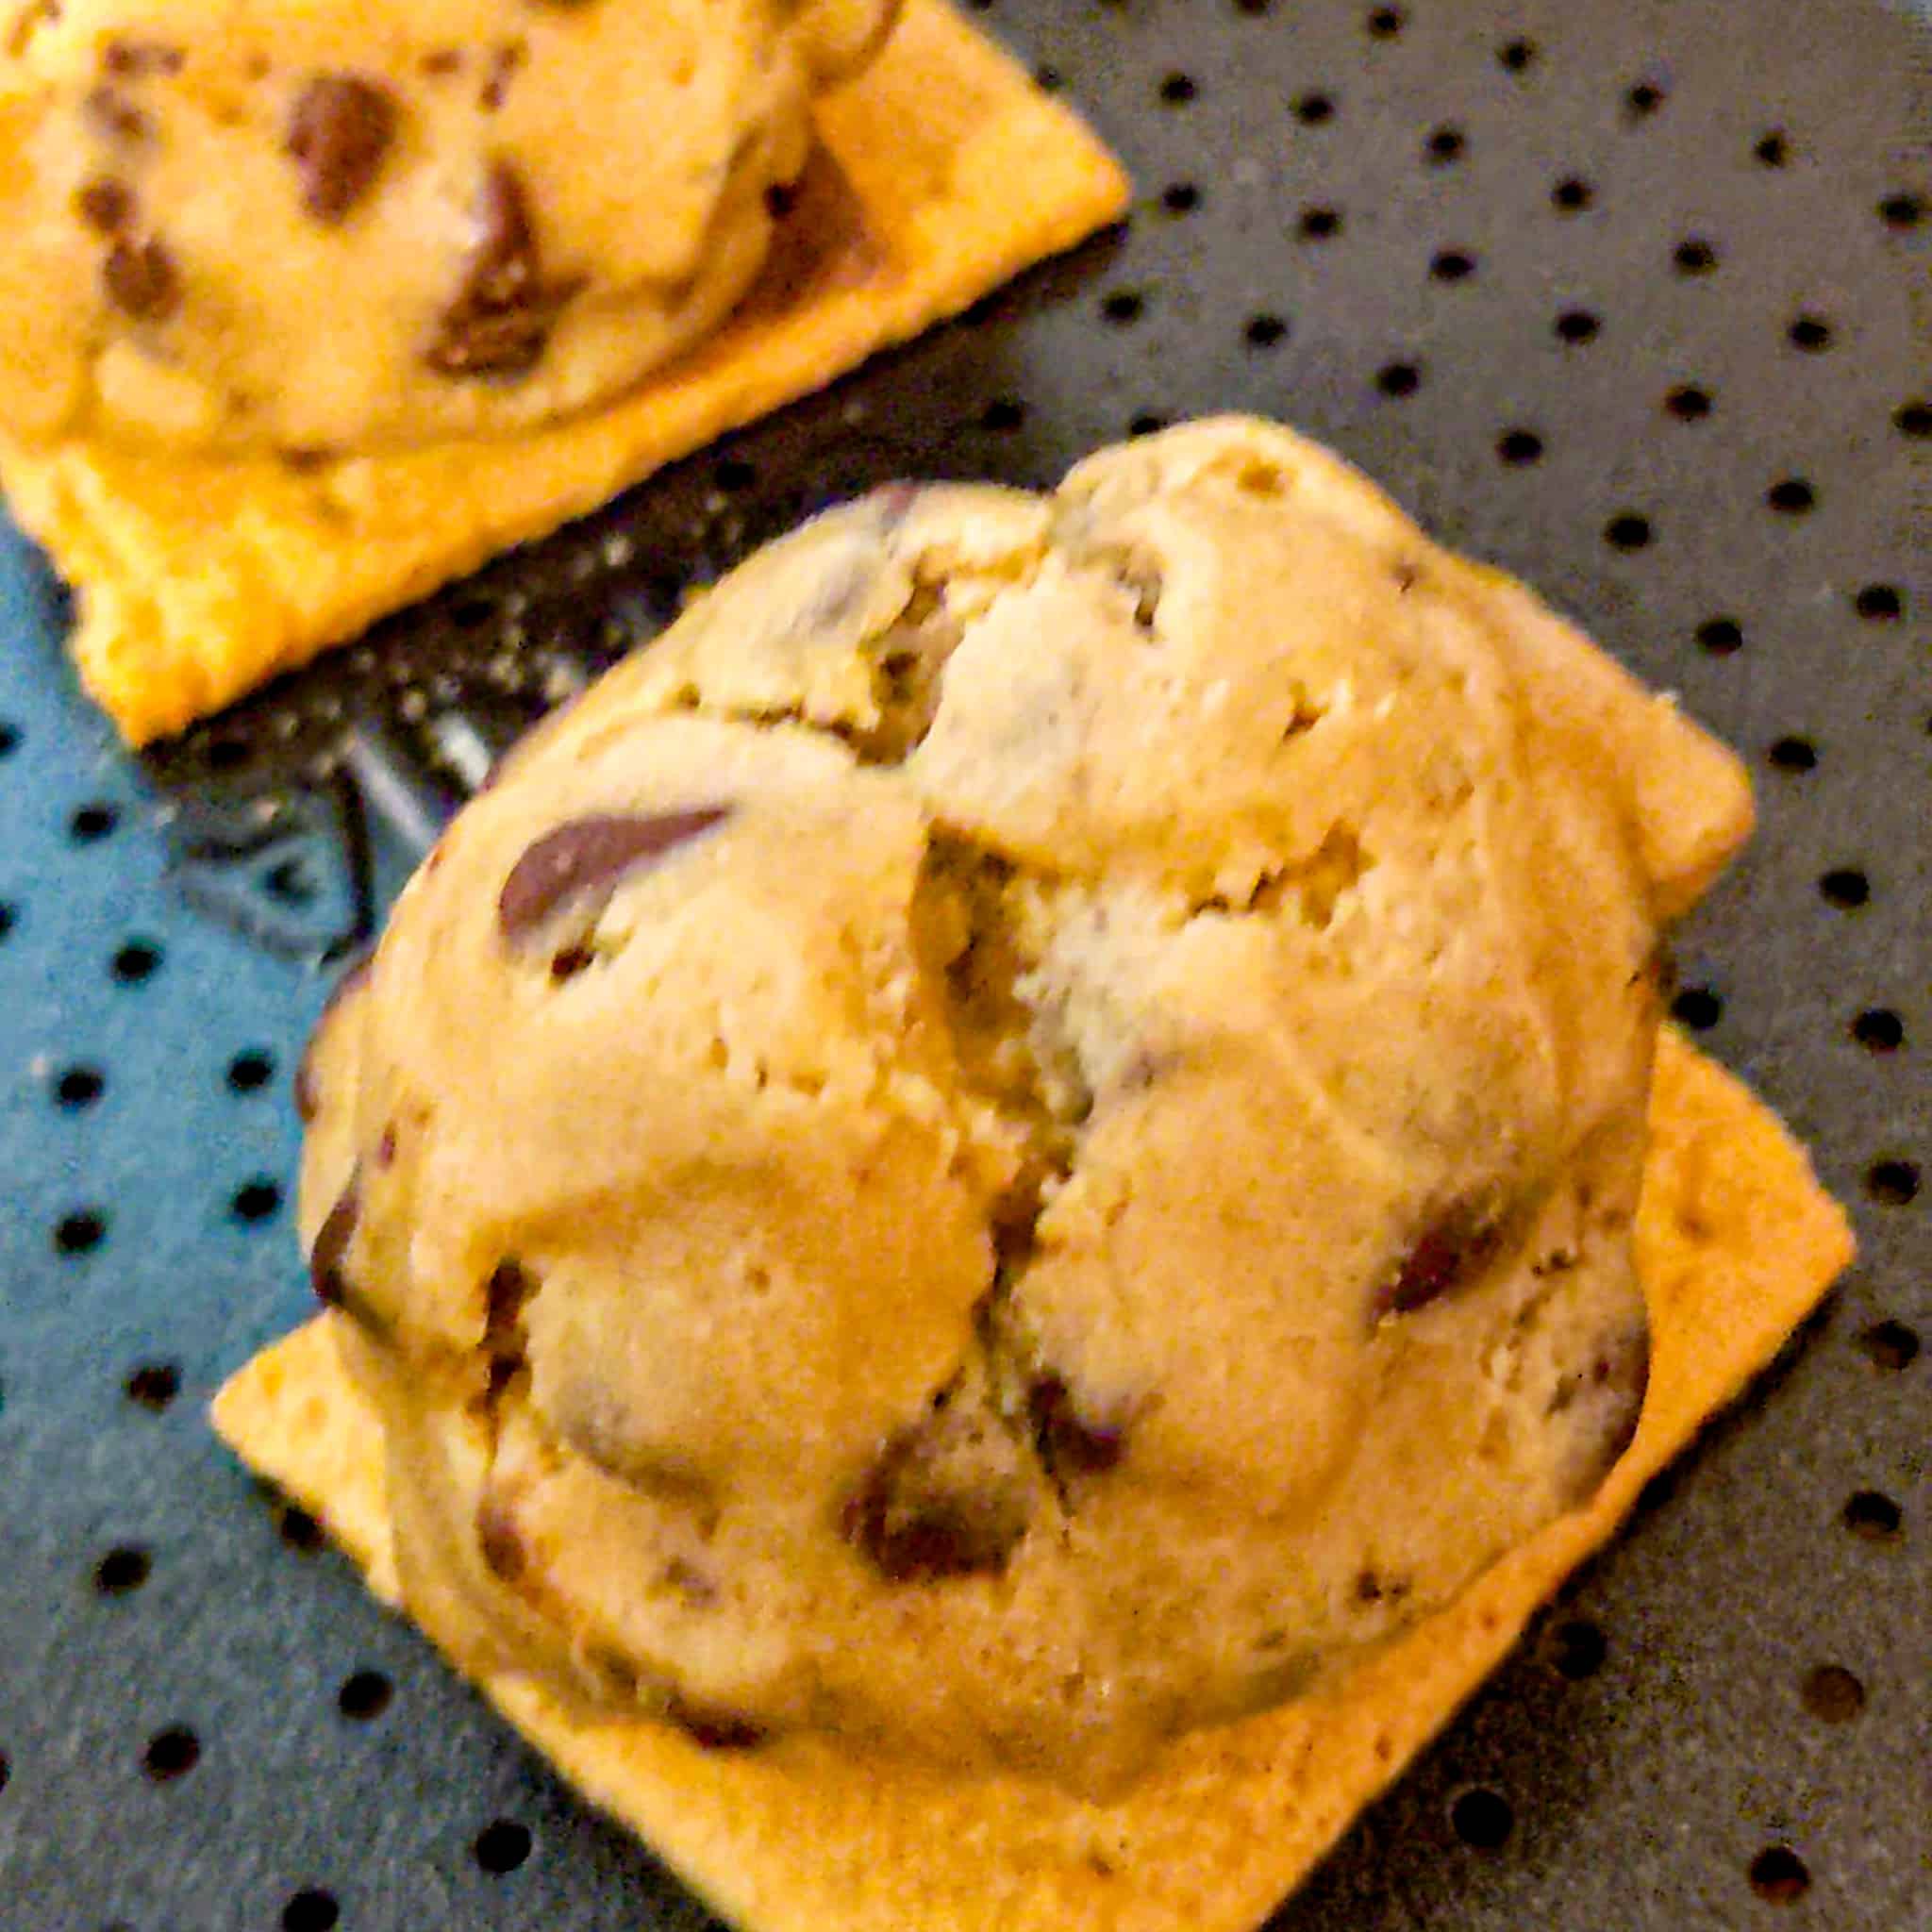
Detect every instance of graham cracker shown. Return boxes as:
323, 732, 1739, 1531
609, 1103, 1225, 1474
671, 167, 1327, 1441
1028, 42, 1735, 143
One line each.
211, 1028, 1853, 1932
0, 0, 1129, 744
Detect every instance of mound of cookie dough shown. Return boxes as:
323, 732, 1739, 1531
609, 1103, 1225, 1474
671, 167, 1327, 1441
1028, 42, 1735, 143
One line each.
0, 0, 897, 452
297, 417, 1753, 1793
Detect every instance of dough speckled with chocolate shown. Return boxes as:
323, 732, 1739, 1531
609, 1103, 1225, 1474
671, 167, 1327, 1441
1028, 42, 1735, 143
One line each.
0, 0, 897, 452
297, 418, 1753, 1792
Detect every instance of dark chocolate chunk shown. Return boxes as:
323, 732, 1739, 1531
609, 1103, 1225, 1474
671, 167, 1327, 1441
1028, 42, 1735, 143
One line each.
420, 47, 463, 77
425, 159, 581, 379
75, 175, 134, 233
308, 1180, 360, 1307
664, 1694, 768, 1752
293, 952, 372, 1123
1027, 1373, 1127, 1477
101, 37, 184, 75
101, 236, 179, 320
83, 84, 147, 141
497, 808, 730, 940
475, 1498, 527, 1581
286, 74, 398, 224
840, 1424, 1028, 1583
1376, 1201, 1505, 1318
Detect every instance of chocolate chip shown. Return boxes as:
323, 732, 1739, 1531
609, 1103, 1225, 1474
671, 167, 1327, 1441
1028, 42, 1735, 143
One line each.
1027, 1374, 1127, 1477
478, 42, 525, 112
1554, 1324, 1651, 1503
83, 85, 148, 141
294, 954, 372, 1123
497, 808, 731, 940
425, 160, 582, 379
664, 1694, 767, 1752
764, 180, 798, 220
420, 47, 462, 76
75, 175, 134, 234
475, 1499, 527, 1581
101, 236, 179, 321
286, 75, 398, 224
841, 1425, 1027, 1583
1377, 1202, 1504, 1318
308, 1181, 360, 1308
101, 37, 183, 75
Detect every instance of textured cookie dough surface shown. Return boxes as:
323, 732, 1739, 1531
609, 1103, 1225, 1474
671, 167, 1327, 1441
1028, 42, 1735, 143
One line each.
291, 417, 1755, 1793
0, 0, 1131, 742
0, 0, 898, 452
216, 1032, 1853, 1932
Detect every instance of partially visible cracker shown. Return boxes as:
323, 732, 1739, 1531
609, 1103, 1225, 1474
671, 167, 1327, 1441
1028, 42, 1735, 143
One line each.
0, 0, 1128, 744
213, 1029, 1852, 1932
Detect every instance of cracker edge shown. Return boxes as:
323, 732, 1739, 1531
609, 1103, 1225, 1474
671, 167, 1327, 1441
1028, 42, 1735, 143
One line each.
0, 0, 1130, 744
210, 1031, 1854, 1932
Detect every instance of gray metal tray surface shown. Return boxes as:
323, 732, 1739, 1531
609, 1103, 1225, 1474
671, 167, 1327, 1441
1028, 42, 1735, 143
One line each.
0, 2, 1925, 1928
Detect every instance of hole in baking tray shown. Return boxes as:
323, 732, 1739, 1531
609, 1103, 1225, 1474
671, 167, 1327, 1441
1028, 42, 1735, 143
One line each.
1375, 360, 1422, 398
1555, 308, 1600, 344
1766, 477, 1815, 515
1851, 1009, 1905, 1054
1161, 181, 1201, 215
1788, 313, 1833, 352
1245, 313, 1288, 349
206, 735, 250, 773
1294, 92, 1335, 125
281, 1890, 340, 1932
448, 596, 496, 631
1800, 1663, 1865, 1723
0, 720, 19, 758
1748, 1845, 1810, 1903
264, 857, 319, 907
979, 397, 1026, 434
230, 1177, 283, 1224
276, 1503, 325, 1554
1856, 1319, 1919, 1370
1625, 80, 1665, 116
714, 457, 757, 494
1300, 207, 1342, 240
1864, 1158, 1918, 1206
1854, 583, 1903, 621
1158, 72, 1196, 106
1671, 987, 1723, 1030
1767, 737, 1817, 774
1234, 0, 1274, 14
111, 940, 162, 985
1696, 616, 1743, 656
226, 1048, 275, 1093
1818, 867, 1869, 908
1552, 176, 1592, 212
1842, 1490, 1902, 1540
1366, 5, 1404, 38
0, 1751, 8, 1792
1101, 289, 1144, 325
1128, 411, 1170, 439
125, 1362, 181, 1411
93, 1546, 150, 1595
1664, 385, 1711, 421
1547, 1617, 1607, 1681
1031, 63, 1062, 93
1673, 237, 1719, 274
1498, 36, 1536, 71
1449, 1787, 1514, 1850
1496, 429, 1543, 465
474, 1820, 533, 1874
141, 1725, 199, 1782
0, 901, 17, 945
1424, 125, 1465, 165
1756, 130, 1789, 166
338, 1670, 392, 1722
1603, 513, 1652, 551
54, 1210, 107, 1256
1431, 249, 1475, 281
54, 1066, 106, 1109
1897, 400, 1931, 437
69, 803, 119, 844
1877, 191, 1923, 228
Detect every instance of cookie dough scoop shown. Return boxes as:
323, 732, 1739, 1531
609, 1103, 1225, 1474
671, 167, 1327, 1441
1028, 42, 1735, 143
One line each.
0, 0, 898, 453
296, 419, 1754, 1794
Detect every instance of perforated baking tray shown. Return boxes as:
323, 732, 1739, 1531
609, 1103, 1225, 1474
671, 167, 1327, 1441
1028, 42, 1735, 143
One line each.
0, 2, 1925, 1928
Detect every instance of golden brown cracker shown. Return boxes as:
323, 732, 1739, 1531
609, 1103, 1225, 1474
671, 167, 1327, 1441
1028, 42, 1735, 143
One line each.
212, 1029, 1852, 1932
0, 0, 1130, 744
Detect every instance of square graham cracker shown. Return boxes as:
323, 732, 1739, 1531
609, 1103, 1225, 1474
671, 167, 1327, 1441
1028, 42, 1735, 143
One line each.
213, 1028, 1853, 1932
0, 0, 1129, 745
